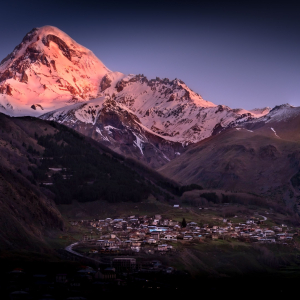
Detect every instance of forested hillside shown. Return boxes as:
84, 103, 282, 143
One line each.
32, 125, 151, 204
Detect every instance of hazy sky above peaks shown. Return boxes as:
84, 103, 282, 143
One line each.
0, 0, 300, 110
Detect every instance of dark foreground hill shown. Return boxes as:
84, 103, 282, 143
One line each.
0, 114, 64, 251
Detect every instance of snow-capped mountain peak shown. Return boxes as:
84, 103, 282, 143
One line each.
250, 103, 298, 124
0, 26, 110, 116
0, 25, 273, 167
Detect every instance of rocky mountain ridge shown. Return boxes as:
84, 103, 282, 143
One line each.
98, 72, 271, 145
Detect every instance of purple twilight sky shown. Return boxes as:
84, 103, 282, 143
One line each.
0, 0, 299, 110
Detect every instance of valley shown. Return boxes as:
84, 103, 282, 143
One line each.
1, 111, 300, 296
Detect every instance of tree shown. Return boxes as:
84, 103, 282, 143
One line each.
181, 218, 187, 228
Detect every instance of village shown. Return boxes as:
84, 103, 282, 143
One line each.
69, 208, 296, 257
3, 211, 299, 299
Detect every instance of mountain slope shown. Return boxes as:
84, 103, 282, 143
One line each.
0, 26, 109, 116
0, 112, 194, 223
0, 113, 178, 249
159, 104, 300, 206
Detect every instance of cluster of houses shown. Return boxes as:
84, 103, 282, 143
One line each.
70, 214, 296, 254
